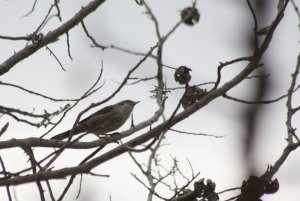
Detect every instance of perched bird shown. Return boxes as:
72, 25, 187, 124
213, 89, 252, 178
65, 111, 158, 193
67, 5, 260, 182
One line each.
51, 100, 139, 140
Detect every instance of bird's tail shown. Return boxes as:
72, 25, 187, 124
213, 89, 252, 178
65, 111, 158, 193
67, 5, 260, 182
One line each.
51, 130, 72, 140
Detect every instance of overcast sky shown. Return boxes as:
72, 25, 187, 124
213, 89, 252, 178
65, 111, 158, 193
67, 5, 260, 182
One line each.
0, 0, 299, 201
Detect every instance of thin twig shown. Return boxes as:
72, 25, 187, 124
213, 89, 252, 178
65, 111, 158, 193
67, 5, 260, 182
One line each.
66, 31, 73, 60
223, 85, 300, 105
213, 57, 252, 90
262, 52, 300, 181
246, 0, 259, 50
131, 173, 168, 200
0, 35, 30, 41
22, 147, 46, 201
109, 45, 176, 69
169, 172, 200, 201
0, 81, 81, 102
81, 20, 107, 50
0, 123, 9, 137
53, 0, 62, 21
45, 45, 66, 71
41, 66, 104, 165
58, 145, 106, 200
21, 0, 38, 18
35, 4, 55, 34
170, 128, 224, 138
0, 0, 107, 76
0, 156, 12, 201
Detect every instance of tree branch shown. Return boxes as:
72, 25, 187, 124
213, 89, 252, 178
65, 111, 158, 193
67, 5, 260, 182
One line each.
0, 0, 106, 76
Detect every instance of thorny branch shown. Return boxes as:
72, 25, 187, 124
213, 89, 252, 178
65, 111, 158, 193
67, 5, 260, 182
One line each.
262, 52, 300, 182
0, 104, 70, 128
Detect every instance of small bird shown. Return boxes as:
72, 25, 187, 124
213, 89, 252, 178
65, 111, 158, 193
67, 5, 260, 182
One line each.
51, 100, 139, 140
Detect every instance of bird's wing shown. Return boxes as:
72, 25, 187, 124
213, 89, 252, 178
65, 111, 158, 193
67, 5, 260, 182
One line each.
79, 105, 114, 124
51, 130, 72, 140
51, 105, 116, 140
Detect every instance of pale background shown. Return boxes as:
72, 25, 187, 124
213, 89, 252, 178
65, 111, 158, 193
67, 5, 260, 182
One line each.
0, 0, 299, 200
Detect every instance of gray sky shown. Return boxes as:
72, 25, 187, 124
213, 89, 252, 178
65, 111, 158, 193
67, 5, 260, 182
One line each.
0, 0, 299, 201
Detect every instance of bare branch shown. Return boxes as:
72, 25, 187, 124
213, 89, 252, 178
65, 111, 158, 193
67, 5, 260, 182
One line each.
170, 128, 224, 138
21, 0, 38, 18
0, 104, 70, 128
246, 0, 259, 49
286, 54, 300, 143
261, 52, 300, 182
66, 32, 73, 60
130, 173, 168, 201
81, 20, 107, 50
0, 35, 30, 41
109, 45, 176, 70
223, 85, 300, 104
35, 4, 56, 34
169, 172, 200, 201
40, 65, 104, 138
45, 45, 65, 71
213, 56, 252, 90
0, 156, 12, 201
53, 0, 62, 21
291, 0, 300, 28
0, 0, 106, 76
58, 144, 106, 200
0, 123, 9, 137
0, 81, 81, 102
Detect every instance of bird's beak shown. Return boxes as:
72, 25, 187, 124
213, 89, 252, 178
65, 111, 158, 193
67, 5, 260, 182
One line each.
134, 101, 140, 105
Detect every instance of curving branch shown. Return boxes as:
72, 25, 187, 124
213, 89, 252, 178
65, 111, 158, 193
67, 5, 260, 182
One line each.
0, 0, 106, 76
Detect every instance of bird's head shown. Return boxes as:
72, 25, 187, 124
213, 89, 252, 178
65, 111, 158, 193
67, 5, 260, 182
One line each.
118, 100, 140, 107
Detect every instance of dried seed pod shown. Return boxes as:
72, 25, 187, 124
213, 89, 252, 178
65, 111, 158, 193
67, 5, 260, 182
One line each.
177, 189, 197, 201
264, 179, 279, 194
174, 66, 192, 85
240, 176, 265, 200
181, 7, 200, 26
193, 178, 219, 200
181, 86, 207, 109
